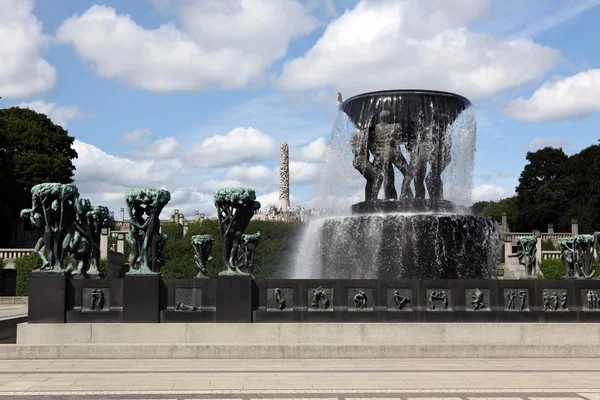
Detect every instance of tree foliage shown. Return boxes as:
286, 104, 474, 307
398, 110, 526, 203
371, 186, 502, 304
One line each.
0, 107, 78, 245
473, 144, 600, 233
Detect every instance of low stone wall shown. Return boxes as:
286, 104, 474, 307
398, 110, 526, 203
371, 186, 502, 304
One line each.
26, 274, 600, 324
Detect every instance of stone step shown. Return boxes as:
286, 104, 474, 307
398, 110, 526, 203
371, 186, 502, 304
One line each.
1, 343, 600, 359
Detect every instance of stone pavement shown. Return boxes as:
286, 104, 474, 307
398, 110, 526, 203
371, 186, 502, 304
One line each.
0, 358, 598, 399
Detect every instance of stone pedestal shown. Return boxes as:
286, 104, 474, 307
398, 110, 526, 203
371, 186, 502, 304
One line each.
106, 251, 127, 279
123, 275, 160, 323
28, 273, 66, 323
216, 275, 253, 322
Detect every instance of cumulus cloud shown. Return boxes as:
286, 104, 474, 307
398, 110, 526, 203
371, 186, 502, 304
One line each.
188, 127, 277, 167
73, 140, 183, 188
276, 0, 560, 100
472, 184, 515, 202
0, 0, 56, 98
293, 137, 327, 163
13, 100, 88, 128
256, 191, 299, 209
127, 137, 180, 160
290, 161, 321, 184
522, 137, 567, 152
56, 2, 319, 92
504, 69, 600, 122
223, 165, 277, 184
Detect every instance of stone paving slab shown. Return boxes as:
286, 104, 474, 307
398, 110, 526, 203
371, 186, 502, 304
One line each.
0, 359, 596, 399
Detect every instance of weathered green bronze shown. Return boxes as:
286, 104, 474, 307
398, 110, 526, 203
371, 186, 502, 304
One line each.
240, 232, 261, 274
559, 237, 576, 278
20, 183, 79, 274
69, 198, 93, 277
125, 188, 171, 275
511, 236, 537, 277
575, 234, 595, 279
213, 188, 261, 276
88, 205, 112, 277
560, 235, 596, 279
191, 234, 214, 278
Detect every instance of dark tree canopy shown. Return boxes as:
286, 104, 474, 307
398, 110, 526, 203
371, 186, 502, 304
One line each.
515, 147, 568, 231
0, 107, 78, 246
474, 144, 600, 234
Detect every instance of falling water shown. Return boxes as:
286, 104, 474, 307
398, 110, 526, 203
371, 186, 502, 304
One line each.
292, 90, 501, 279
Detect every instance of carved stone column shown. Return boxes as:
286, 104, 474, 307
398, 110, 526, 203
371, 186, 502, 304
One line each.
279, 141, 290, 212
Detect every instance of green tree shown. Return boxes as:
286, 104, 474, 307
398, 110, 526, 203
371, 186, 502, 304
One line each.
0, 107, 78, 246
515, 147, 568, 231
477, 196, 519, 230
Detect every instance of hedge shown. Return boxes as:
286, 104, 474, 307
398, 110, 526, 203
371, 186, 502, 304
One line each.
15, 253, 42, 296
161, 219, 305, 279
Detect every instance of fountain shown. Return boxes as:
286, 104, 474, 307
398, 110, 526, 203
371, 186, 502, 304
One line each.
294, 90, 501, 279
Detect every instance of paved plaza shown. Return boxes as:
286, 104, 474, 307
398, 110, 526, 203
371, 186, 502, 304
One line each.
0, 358, 598, 399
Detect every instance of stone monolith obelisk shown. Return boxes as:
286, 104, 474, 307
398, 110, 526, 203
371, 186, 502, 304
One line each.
279, 142, 290, 212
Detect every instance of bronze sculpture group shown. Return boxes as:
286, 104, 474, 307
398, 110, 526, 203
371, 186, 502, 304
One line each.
21, 183, 112, 277
23, 183, 262, 278
350, 106, 450, 203
559, 235, 596, 279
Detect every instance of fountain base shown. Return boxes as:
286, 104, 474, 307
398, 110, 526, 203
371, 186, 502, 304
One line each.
304, 213, 500, 280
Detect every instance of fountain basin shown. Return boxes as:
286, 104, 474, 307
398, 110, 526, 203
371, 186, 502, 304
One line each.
301, 213, 500, 280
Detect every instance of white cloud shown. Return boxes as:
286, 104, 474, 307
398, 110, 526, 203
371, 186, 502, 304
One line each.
256, 190, 299, 209
0, 0, 56, 99
522, 137, 567, 152
56, 2, 319, 92
293, 137, 327, 163
504, 69, 600, 122
117, 128, 152, 146
223, 165, 277, 184
290, 161, 321, 184
276, 0, 560, 100
472, 184, 515, 202
128, 137, 180, 160
13, 100, 87, 128
73, 140, 183, 188
188, 127, 277, 167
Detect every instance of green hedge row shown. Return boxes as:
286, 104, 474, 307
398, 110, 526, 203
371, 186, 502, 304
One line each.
160, 220, 304, 279
539, 258, 600, 280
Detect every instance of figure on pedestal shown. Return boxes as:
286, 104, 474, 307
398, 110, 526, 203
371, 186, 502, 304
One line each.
69, 198, 93, 277
239, 232, 261, 274
125, 188, 171, 275
191, 235, 215, 278
21, 183, 79, 274
509, 236, 537, 277
213, 188, 261, 276
574, 234, 595, 279
559, 238, 576, 278
87, 205, 112, 277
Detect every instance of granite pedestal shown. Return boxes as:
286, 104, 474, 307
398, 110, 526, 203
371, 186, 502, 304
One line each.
123, 274, 160, 323
216, 275, 253, 322
28, 273, 66, 323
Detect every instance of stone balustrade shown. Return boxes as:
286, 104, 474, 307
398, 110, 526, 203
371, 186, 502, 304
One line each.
0, 248, 34, 261
541, 251, 561, 260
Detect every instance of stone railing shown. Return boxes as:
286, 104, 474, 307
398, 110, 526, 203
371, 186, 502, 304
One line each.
0, 248, 34, 261
504, 232, 574, 243
541, 251, 561, 260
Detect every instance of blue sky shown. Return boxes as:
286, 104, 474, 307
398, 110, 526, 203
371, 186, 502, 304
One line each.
1, 0, 600, 217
